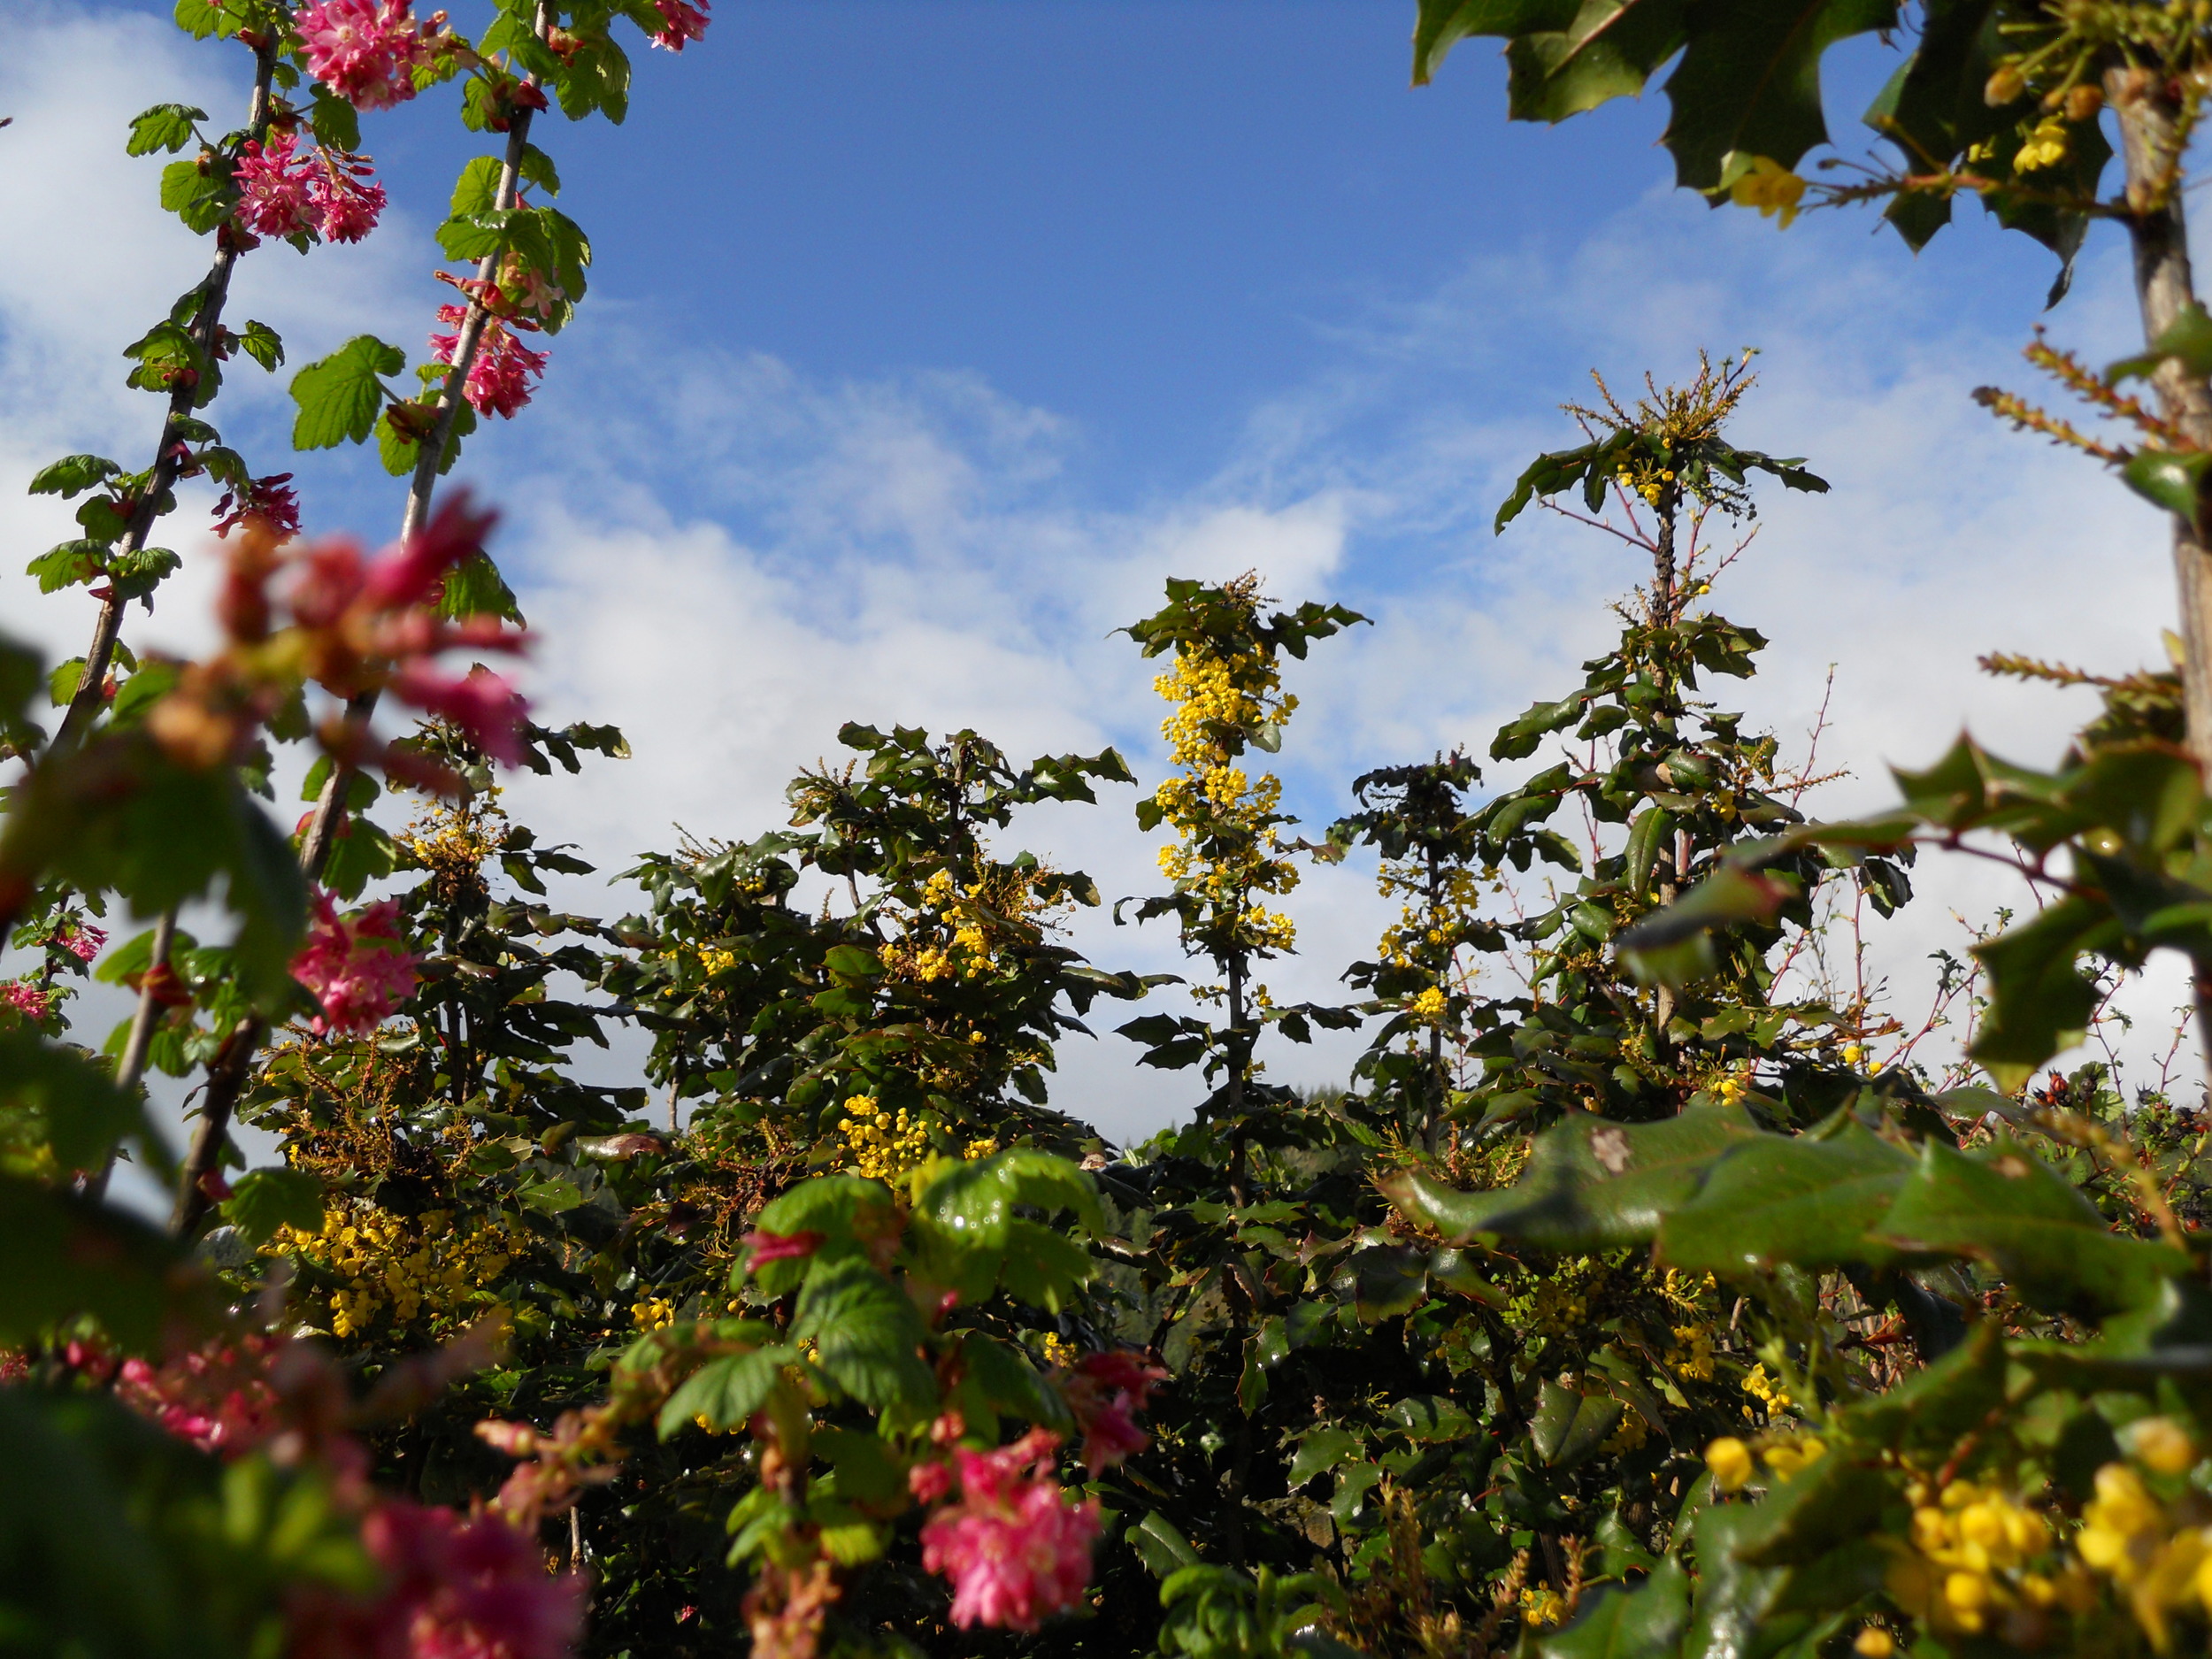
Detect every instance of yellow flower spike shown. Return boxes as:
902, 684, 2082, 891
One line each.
1706, 1437, 1754, 1494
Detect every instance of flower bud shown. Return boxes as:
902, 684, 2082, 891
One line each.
1985, 64, 2027, 106
2066, 83, 2103, 123
1706, 1436, 1754, 1493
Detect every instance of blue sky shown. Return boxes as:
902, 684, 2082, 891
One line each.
2, 0, 2199, 1152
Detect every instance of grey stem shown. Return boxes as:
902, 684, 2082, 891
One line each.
174, 27, 552, 1239
51, 42, 279, 761
295, 46, 545, 879
2108, 65, 2212, 1088
82, 907, 176, 1202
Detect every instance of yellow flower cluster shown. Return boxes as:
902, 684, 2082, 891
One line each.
1410, 986, 1447, 1021
1885, 1479, 2086, 1646
2015, 118, 2069, 172
275, 1203, 521, 1340
697, 946, 737, 977
1740, 1362, 1793, 1421
2076, 1426, 2212, 1651
632, 1296, 676, 1330
1726, 155, 1805, 228
1518, 1586, 1568, 1630
1038, 1332, 1080, 1368
1148, 644, 1302, 955
1704, 1432, 1826, 1494
1666, 1323, 1717, 1384
835, 1096, 933, 1183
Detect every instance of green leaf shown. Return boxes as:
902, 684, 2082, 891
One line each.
306, 85, 361, 151
1378, 1105, 1758, 1249
0, 1030, 146, 1172
1389, 1395, 1475, 1443
1618, 865, 1796, 987
1530, 1378, 1625, 1470
219, 1167, 326, 1247
0, 1175, 214, 1351
1540, 1555, 1690, 1659
793, 1257, 934, 1411
1661, 0, 1900, 191
1873, 1138, 2190, 1317
1967, 895, 2110, 1091
1289, 1427, 1360, 1486
288, 335, 403, 449
2121, 449, 2212, 521
126, 104, 204, 157
1657, 1120, 1914, 1279
748, 1174, 899, 1295
28, 455, 122, 499
657, 1346, 795, 1439
237, 320, 283, 373
450, 155, 505, 217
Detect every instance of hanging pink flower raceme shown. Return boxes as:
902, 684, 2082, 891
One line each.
3, 980, 54, 1021
291, 890, 420, 1035
291, 1501, 587, 1659
648, 0, 710, 51
918, 1428, 1101, 1632
295, 0, 442, 111
429, 307, 549, 419
233, 131, 388, 244
114, 1337, 281, 1456
1057, 1348, 1167, 1474
234, 132, 319, 239
214, 472, 303, 540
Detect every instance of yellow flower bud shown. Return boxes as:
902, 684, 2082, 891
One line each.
2065, 82, 2102, 123
1706, 1436, 1754, 1493
1852, 1628, 1894, 1659
1985, 64, 2026, 105
2128, 1416, 2198, 1477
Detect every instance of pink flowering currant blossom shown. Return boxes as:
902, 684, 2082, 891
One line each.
214, 472, 303, 539
1057, 1348, 1167, 1473
295, 0, 438, 111
918, 1428, 1101, 1632
743, 1227, 825, 1269
291, 890, 420, 1035
234, 131, 319, 239
3, 980, 54, 1021
310, 149, 388, 242
649, 0, 710, 51
114, 1338, 280, 1457
429, 306, 549, 419
292, 1501, 587, 1659
233, 132, 387, 244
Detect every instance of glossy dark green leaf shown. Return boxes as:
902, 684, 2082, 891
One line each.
1539, 1555, 1690, 1659
1379, 1105, 1757, 1249
1873, 1138, 2188, 1317
1657, 1121, 1913, 1278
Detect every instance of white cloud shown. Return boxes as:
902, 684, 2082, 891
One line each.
2, 4, 2199, 1166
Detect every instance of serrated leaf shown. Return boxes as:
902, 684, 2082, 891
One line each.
793, 1257, 934, 1411
1873, 1138, 2189, 1317
1657, 1121, 1913, 1279
289, 335, 403, 449
1379, 1105, 1758, 1250
127, 104, 204, 157
657, 1346, 795, 1438
219, 1167, 326, 1246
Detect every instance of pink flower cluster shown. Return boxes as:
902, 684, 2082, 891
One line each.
234, 131, 388, 244
429, 307, 549, 419
295, 0, 441, 111
292, 890, 420, 1036
153, 493, 528, 781
1058, 1348, 1166, 1474
215, 472, 303, 540
57, 920, 107, 962
918, 1428, 1100, 1632
3, 979, 54, 1021
649, 0, 710, 51
115, 1339, 280, 1456
294, 1502, 586, 1659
